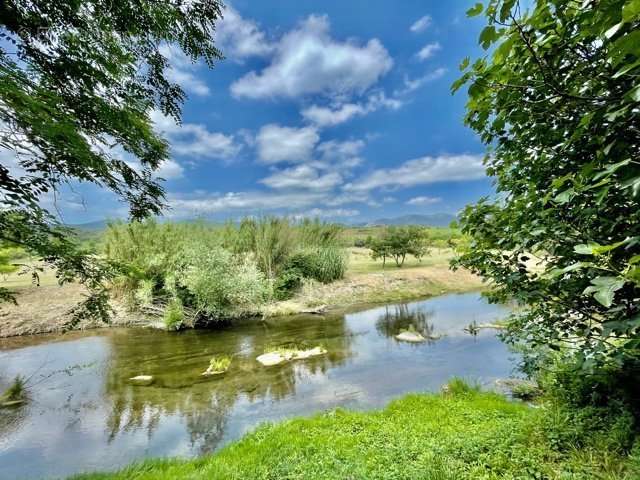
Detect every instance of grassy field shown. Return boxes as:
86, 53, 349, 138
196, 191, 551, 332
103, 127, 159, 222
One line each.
72, 382, 639, 480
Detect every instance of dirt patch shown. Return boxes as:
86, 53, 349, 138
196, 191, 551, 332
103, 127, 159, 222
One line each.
0, 283, 146, 338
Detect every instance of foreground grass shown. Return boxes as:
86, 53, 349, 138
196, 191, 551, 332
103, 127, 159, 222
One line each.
73, 386, 638, 480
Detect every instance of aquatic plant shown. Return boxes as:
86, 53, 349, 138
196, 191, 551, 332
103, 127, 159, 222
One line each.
0, 376, 27, 407
203, 355, 232, 376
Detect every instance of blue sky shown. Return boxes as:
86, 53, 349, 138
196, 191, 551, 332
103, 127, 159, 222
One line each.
60, 1, 494, 224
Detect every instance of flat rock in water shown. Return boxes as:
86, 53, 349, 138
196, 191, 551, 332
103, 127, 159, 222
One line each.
257, 347, 327, 366
129, 375, 154, 385
395, 331, 426, 343
256, 352, 289, 366
294, 346, 327, 359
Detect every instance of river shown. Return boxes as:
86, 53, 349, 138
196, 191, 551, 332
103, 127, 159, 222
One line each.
0, 292, 516, 479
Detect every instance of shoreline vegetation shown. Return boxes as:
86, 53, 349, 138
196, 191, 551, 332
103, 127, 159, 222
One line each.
71, 380, 640, 480
0, 222, 482, 338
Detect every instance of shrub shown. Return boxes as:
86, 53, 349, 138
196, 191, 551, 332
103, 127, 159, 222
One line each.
163, 298, 185, 331
284, 247, 346, 284
273, 269, 303, 300
177, 245, 270, 320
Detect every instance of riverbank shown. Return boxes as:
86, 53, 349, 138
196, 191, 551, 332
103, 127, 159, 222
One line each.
71, 382, 639, 480
0, 248, 483, 337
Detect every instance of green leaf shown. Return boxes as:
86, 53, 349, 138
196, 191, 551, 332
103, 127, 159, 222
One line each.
622, 0, 640, 22
459, 57, 470, 71
467, 3, 484, 17
574, 243, 601, 255
583, 276, 625, 307
479, 26, 498, 49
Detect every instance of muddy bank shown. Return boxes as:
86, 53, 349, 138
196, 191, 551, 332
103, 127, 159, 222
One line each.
0, 265, 483, 338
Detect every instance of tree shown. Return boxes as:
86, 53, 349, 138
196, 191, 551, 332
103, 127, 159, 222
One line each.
367, 226, 429, 268
0, 0, 224, 317
452, 0, 640, 370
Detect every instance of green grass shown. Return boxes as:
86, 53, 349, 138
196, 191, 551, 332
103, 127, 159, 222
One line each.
71, 386, 638, 480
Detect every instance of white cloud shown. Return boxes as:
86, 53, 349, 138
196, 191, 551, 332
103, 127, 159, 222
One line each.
216, 4, 274, 60
151, 110, 241, 161
316, 139, 365, 170
231, 15, 392, 99
155, 159, 184, 179
301, 91, 402, 128
345, 154, 486, 192
396, 68, 447, 95
406, 196, 442, 206
297, 208, 360, 219
416, 42, 441, 61
410, 15, 432, 33
168, 190, 328, 217
159, 45, 210, 96
260, 165, 342, 191
256, 124, 319, 164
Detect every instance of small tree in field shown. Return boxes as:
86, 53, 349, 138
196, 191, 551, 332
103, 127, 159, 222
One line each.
367, 226, 429, 268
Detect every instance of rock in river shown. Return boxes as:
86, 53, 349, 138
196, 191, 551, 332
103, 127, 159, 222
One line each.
395, 331, 426, 343
256, 347, 327, 366
129, 375, 154, 385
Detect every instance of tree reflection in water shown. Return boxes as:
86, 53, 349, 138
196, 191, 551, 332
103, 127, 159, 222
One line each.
103, 314, 354, 454
376, 304, 437, 342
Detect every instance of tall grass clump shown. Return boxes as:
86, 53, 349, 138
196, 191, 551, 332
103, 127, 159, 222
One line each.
104, 216, 348, 325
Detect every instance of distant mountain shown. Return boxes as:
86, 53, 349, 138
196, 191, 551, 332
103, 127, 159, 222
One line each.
366, 213, 457, 227
69, 219, 109, 231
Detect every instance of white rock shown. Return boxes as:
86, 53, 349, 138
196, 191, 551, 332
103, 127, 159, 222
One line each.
256, 352, 288, 366
395, 331, 426, 343
129, 375, 154, 385
294, 346, 327, 359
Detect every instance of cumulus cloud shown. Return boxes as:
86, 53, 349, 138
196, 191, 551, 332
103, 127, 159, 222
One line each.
168, 190, 329, 217
231, 15, 393, 99
155, 159, 184, 179
260, 165, 342, 191
216, 4, 274, 60
410, 15, 432, 33
345, 154, 486, 192
316, 139, 365, 169
151, 111, 241, 161
406, 196, 442, 206
159, 45, 210, 96
256, 124, 319, 164
301, 92, 402, 128
416, 42, 441, 61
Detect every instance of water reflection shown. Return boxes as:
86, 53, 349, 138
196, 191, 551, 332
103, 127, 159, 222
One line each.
376, 304, 436, 341
0, 292, 515, 480
103, 316, 353, 454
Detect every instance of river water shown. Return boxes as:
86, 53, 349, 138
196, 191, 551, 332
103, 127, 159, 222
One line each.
0, 292, 516, 479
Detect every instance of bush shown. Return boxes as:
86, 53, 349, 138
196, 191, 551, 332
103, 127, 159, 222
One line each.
177, 245, 270, 320
163, 298, 185, 331
273, 269, 303, 300
284, 247, 346, 284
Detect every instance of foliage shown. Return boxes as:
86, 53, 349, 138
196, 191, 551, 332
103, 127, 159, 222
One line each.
176, 246, 270, 321
0, 0, 223, 316
452, 0, 640, 370
72, 382, 640, 480
205, 355, 231, 374
272, 269, 303, 300
163, 298, 185, 331
366, 226, 429, 267
0, 375, 26, 405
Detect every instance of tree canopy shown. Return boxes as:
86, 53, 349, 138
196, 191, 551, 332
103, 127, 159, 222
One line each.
367, 226, 429, 268
453, 0, 640, 369
0, 0, 224, 316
